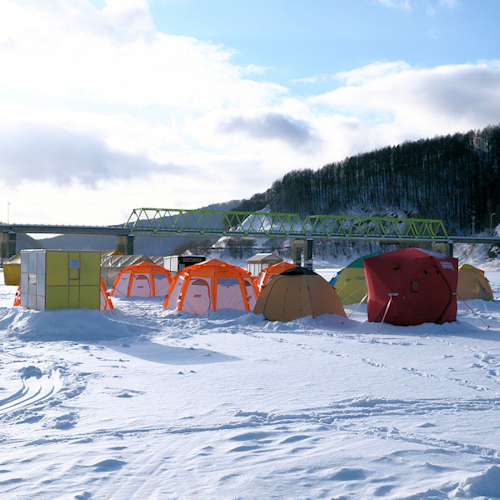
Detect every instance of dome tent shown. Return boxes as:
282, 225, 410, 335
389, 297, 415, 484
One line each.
364, 248, 458, 326
256, 261, 297, 291
457, 264, 494, 301
330, 252, 381, 305
253, 267, 346, 322
163, 258, 258, 315
110, 261, 172, 298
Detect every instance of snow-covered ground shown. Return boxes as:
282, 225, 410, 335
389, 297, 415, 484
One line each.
2, 249, 500, 500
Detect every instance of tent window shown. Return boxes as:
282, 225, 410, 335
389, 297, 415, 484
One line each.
135, 275, 149, 280
411, 280, 420, 292
218, 278, 239, 286
192, 279, 208, 286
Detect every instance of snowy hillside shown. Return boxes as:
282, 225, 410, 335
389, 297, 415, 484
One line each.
2, 255, 500, 499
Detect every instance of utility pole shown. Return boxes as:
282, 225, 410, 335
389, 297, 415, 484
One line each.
471, 215, 475, 236
491, 213, 496, 236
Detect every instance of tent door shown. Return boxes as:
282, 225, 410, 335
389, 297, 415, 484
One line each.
183, 279, 211, 315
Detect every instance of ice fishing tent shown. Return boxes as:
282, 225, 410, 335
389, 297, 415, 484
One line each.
457, 264, 494, 301
253, 267, 346, 322
20, 250, 102, 310
3, 253, 21, 285
330, 252, 381, 305
101, 254, 153, 288
110, 261, 172, 298
256, 261, 297, 291
364, 248, 458, 326
163, 258, 259, 315
247, 252, 283, 278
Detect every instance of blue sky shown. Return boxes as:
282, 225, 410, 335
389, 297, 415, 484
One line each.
1, 0, 500, 225
147, 0, 500, 89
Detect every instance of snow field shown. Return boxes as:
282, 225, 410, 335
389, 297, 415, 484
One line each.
1, 267, 500, 499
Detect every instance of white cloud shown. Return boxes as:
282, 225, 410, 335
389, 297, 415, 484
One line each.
334, 61, 412, 86
0, 0, 284, 111
375, 0, 411, 10
311, 62, 500, 141
376, 0, 459, 10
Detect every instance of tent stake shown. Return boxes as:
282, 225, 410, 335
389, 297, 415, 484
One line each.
342, 293, 368, 324
458, 297, 491, 330
378, 294, 396, 332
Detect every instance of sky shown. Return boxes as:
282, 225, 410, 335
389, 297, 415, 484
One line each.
1, 0, 500, 226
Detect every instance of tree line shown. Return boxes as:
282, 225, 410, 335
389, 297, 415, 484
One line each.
234, 124, 500, 235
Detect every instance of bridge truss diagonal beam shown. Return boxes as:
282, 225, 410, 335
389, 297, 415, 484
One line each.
125, 208, 449, 242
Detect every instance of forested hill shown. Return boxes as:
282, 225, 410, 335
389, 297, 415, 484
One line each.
234, 124, 500, 236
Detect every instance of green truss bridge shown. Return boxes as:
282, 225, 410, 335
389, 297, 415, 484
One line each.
125, 208, 450, 242
3, 208, 498, 262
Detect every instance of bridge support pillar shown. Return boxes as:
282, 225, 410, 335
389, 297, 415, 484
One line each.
116, 234, 135, 255
305, 238, 314, 270
1, 231, 17, 260
292, 239, 314, 269
431, 241, 454, 257
292, 239, 303, 266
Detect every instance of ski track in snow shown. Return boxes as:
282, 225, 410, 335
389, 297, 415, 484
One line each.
0, 369, 62, 416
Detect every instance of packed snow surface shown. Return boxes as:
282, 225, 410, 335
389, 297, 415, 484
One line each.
2, 255, 500, 499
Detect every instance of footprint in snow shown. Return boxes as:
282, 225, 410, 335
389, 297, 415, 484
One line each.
328, 468, 367, 481
48, 412, 78, 430
91, 459, 126, 472
18, 366, 43, 379
229, 431, 271, 441
280, 434, 310, 444
75, 493, 92, 500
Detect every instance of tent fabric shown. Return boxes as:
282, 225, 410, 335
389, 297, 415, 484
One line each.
110, 261, 173, 298
101, 254, 159, 288
163, 258, 259, 315
253, 266, 346, 322
100, 278, 114, 310
256, 261, 297, 291
457, 264, 494, 301
13, 284, 21, 306
330, 252, 381, 305
364, 248, 458, 326
3, 253, 21, 286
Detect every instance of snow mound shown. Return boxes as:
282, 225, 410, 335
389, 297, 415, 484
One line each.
452, 466, 500, 498
5, 308, 145, 341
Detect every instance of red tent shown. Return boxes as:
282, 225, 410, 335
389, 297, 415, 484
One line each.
364, 248, 458, 326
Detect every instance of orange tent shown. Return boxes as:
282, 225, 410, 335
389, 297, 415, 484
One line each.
256, 261, 298, 291
111, 261, 172, 298
163, 258, 258, 315
13, 284, 21, 306
100, 278, 114, 310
